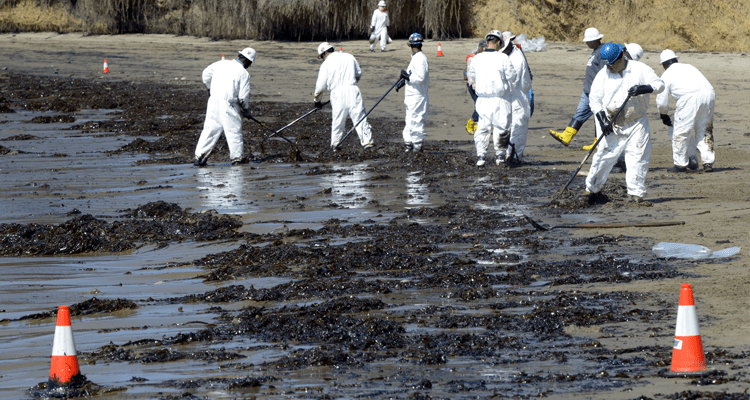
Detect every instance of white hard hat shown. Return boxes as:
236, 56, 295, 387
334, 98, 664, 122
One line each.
583, 27, 604, 42
378, 0, 386, 6
485, 30, 502, 41
238, 48, 256, 63
317, 42, 334, 58
660, 49, 679, 64
625, 43, 643, 61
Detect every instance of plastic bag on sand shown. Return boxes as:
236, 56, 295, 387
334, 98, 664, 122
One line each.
515, 34, 547, 52
652, 242, 741, 260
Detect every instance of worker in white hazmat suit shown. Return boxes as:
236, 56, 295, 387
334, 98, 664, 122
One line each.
656, 49, 715, 173
314, 42, 374, 150
397, 33, 429, 153
369, 1, 392, 52
468, 30, 517, 167
194, 47, 256, 167
501, 31, 532, 163
464, 39, 487, 135
582, 43, 664, 203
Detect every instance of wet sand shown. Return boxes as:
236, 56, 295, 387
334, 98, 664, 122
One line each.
1, 33, 750, 399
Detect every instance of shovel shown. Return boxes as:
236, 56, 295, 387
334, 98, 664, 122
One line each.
524, 215, 685, 231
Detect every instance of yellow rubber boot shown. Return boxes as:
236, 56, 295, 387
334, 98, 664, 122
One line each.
465, 118, 477, 135
582, 139, 597, 151
548, 126, 578, 146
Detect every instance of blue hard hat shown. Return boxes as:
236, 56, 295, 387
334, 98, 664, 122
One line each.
408, 33, 424, 45
600, 42, 624, 65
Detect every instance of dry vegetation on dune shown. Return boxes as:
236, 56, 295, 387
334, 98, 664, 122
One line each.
1, 0, 749, 51
471, 0, 750, 52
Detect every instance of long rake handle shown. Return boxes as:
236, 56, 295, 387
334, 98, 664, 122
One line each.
560, 94, 632, 193
335, 77, 404, 148
262, 101, 330, 144
248, 115, 297, 148
549, 221, 685, 229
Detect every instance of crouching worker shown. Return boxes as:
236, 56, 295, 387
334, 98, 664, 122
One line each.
314, 42, 374, 151
194, 48, 255, 167
398, 33, 429, 153
582, 43, 664, 204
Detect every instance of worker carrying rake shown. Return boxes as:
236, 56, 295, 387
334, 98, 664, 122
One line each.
579, 43, 664, 204
399, 33, 429, 153
314, 42, 375, 151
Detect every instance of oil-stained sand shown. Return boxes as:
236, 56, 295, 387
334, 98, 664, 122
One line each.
1, 34, 750, 399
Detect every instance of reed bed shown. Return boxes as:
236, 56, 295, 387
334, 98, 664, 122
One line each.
1, 0, 749, 51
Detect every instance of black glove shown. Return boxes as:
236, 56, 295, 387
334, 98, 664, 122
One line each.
370, 26, 375, 32
595, 110, 614, 136
628, 85, 653, 96
395, 79, 406, 92
240, 108, 253, 119
314, 101, 323, 109
400, 69, 411, 81
660, 113, 673, 127
207, 89, 211, 97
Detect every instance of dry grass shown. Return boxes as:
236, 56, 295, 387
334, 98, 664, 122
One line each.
472, 0, 750, 52
1, 0, 748, 51
0, 0, 80, 32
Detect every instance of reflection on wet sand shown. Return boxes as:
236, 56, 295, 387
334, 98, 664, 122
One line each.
320, 163, 373, 209
405, 170, 430, 206
195, 165, 260, 215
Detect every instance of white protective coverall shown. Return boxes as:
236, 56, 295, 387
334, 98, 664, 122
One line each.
586, 60, 664, 198
195, 59, 250, 160
369, 8, 391, 51
506, 46, 532, 161
402, 51, 429, 148
468, 49, 517, 160
656, 63, 715, 167
314, 52, 374, 148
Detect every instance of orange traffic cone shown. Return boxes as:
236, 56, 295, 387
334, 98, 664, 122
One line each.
437, 42, 444, 57
222, 54, 225, 60
49, 306, 81, 385
102, 59, 109, 74
339, 47, 343, 53
668, 284, 708, 375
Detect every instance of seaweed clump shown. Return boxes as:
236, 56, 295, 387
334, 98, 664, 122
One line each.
0, 201, 243, 256
19, 297, 139, 321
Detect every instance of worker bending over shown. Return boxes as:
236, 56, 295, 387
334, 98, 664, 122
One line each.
194, 48, 256, 167
656, 49, 716, 173
314, 42, 375, 151
582, 43, 664, 203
